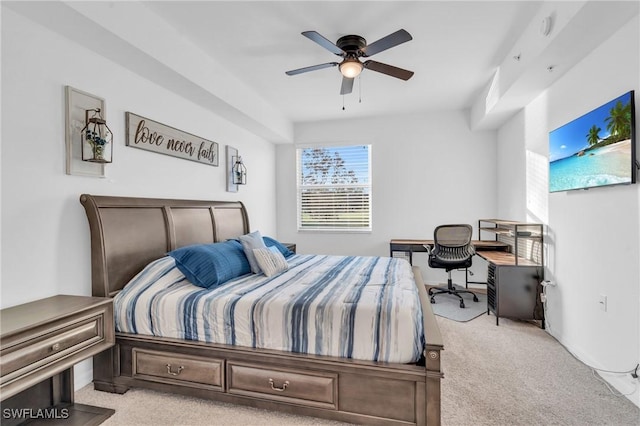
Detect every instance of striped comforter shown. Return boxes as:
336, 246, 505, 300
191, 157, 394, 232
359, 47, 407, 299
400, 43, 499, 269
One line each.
114, 254, 424, 363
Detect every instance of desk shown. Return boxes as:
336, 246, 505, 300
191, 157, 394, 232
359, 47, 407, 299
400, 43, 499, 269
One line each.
390, 239, 509, 288
390, 238, 545, 328
476, 250, 539, 266
389, 239, 509, 265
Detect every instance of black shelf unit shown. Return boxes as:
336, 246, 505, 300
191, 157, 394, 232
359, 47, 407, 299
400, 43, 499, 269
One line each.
479, 220, 545, 327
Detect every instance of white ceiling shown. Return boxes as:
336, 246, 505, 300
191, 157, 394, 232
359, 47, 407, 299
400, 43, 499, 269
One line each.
145, 1, 542, 123
6, 1, 638, 142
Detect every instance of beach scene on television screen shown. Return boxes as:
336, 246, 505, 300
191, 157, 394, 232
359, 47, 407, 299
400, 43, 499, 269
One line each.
549, 91, 633, 192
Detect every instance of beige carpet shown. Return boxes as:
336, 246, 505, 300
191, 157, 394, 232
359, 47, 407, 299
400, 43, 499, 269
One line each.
76, 314, 640, 425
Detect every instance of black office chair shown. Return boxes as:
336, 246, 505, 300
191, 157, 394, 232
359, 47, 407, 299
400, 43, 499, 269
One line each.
428, 224, 479, 309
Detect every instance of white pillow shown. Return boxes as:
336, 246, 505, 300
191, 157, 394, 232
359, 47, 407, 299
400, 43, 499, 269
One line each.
238, 230, 267, 273
253, 246, 289, 277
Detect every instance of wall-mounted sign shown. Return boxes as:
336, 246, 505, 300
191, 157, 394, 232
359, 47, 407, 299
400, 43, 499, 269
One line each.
125, 112, 218, 166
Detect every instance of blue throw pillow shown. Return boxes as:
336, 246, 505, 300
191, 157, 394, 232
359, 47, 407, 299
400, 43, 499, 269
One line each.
263, 236, 294, 258
168, 240, 250, 288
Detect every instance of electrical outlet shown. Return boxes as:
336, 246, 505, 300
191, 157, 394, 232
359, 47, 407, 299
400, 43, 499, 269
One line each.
599, 295, 607, 312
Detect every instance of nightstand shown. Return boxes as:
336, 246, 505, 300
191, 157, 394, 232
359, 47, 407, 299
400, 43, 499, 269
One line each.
1, 295, 115, 425
284, 243, 296, 254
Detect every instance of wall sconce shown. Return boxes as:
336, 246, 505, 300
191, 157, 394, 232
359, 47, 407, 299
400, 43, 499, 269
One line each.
232, 156, 247, 185
81, 108, 112, 163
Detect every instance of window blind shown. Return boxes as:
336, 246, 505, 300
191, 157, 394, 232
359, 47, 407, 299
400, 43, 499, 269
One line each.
297, 145, 371, 231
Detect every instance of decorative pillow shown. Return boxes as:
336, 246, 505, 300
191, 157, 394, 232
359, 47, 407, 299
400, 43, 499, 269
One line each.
167, 240, 250, 289
263, 236, 294, 258
238, 231, 267, 274
253, 246, 289, 277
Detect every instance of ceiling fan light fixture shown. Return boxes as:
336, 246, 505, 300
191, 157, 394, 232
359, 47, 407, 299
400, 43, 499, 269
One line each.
339, 59, 363, 78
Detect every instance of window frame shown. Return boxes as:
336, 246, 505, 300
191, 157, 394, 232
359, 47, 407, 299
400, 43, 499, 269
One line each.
296, 144, 372, 233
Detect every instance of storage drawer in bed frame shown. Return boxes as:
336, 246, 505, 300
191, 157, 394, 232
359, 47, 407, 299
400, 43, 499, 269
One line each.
227, 361, 337, 410
104, 334, 427, 424
132, 348, 224, 391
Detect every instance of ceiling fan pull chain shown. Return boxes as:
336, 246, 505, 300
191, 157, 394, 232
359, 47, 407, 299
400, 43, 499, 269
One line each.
342, 95, 346, 111
359, 75, 362, 104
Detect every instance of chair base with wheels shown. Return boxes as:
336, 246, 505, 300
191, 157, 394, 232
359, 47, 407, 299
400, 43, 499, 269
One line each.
428, 269, 478, 309
427, 224, 479, 309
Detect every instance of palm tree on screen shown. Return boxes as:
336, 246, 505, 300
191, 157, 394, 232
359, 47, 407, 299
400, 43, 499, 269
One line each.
605, 100, 632, 140
586, 125, 601, 146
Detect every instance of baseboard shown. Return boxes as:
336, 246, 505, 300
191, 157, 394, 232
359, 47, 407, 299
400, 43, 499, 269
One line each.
546, 328, 640, 408
597, 371, 640, 407
73, 359, 93, 390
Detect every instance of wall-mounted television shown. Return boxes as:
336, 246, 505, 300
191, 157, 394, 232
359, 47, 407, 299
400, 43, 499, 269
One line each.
549, 90, 636, 193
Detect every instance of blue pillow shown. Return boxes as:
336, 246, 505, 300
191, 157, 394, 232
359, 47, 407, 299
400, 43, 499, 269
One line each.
168, 240, 250, 288
263, 236, 294, 258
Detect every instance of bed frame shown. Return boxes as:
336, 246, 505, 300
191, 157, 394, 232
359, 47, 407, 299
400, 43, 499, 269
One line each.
80, 194, 444, 425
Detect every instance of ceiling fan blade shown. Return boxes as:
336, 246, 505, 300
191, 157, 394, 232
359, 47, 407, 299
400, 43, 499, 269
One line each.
285, 62, 339, 76
362, 29, 412, 57
302, 31, 345, 56
340, 77, 354, 95
364, 60, 414, 80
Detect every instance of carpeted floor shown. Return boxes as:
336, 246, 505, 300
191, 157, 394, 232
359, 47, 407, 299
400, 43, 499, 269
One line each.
437, 314, 638, 425
75, 313, 640, 425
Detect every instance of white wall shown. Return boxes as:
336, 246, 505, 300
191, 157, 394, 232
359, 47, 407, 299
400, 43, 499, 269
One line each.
276, 110, 497, 284
1, 9, 277, 386
496, 111, 527, 220
497, 16, 640, 405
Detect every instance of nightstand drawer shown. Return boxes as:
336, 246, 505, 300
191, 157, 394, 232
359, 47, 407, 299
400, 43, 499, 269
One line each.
0, 296, 114, 401
1, 314, 105, 381
133, 349, 224, 391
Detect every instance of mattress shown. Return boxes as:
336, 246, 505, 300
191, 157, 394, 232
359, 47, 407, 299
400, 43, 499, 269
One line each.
114, 254, 424, 363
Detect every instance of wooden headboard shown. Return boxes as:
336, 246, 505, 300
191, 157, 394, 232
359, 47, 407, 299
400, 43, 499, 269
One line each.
80, 194, 249, 298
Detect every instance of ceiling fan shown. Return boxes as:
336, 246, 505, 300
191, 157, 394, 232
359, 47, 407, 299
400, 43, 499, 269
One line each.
285, 29, 414, 95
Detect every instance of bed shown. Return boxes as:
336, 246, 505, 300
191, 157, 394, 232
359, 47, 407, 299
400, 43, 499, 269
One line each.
81, 194, 444, 425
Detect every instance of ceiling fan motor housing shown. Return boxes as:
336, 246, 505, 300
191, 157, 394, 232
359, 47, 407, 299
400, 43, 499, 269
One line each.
336, 35, 367, 55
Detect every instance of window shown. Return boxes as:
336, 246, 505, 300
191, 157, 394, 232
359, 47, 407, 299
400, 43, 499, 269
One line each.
296, 144, 371, 232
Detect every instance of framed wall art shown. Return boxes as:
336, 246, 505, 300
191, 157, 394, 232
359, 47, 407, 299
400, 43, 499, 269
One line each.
125, 112, 218, 167
65, 86, 107, 177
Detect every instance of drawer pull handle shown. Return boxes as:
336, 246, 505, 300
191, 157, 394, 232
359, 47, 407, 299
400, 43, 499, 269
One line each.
51, 343, 61, 351
268, 378, 289, 392
166, 364, 184, 376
